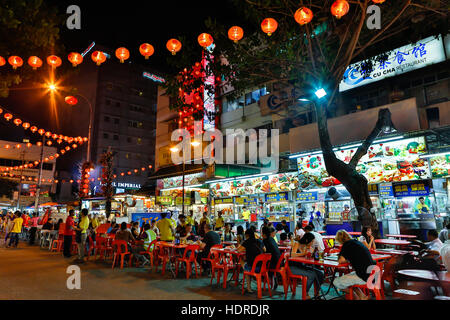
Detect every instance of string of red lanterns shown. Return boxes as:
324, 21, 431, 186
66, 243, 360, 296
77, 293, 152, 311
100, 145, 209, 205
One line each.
0, 1, 387, 67
0, 106, 88, 143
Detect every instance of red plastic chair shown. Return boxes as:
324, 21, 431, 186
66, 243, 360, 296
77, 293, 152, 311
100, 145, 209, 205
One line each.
154, 242, 170, 275
93, 236, 108, 261
111, 240, 133, 269
269, 252, 289, 297
201, 244, 222, 274
347, 263, 385, 300
285, 258, 319, 300
210, 248, 239, 288
175, 245, 200, 279
139, 239, 158, 267
50, 233, 64, 252
241, 253, 272, 299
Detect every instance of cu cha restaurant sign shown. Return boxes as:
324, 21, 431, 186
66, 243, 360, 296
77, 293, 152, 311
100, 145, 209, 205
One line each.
339, 35, 447, 92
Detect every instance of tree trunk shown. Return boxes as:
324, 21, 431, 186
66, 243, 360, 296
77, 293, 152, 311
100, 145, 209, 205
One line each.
314, 102, 395, 238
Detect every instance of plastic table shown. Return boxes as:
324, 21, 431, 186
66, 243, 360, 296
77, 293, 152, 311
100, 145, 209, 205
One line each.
386, 234, 418, 239
397, 269, 450, 295
375, 239, 411, 247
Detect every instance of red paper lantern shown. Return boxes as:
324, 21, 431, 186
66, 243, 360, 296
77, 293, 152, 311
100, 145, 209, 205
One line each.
4, 113, 13, 121
28, 56, 43, 70
115, 47, 130, 63
26, 143, 32, 148
198, 33, 214, 48
139, 43, 154, 59
45, 131, 52, 138
65, 96, 78, 105
68, 52, 83, 67
166, 39, 182, 55
91, 51, 106, 66
294, 7, 314, 25
228, 26, 244, 43
372, 0, 385, 3
261, 18, 278, 36
0, 56, 5, 67
47, 55, 62, 68
23, 122, 30, 130
46, 141, 52, 146
331, 0, 350, 19
15, 144, 21, 149
51, 134, 58, 139
13, 118, 22, 126
8, 56, 23, 69
30, 126, 38, 133
38, 129, 45, 135
37, 142, 42, 147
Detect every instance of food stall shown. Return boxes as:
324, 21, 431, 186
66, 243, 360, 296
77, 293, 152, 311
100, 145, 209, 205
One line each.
297, 135, 433, 235
209, 172, 300, 231
264, 192, 294, 231
213, 197, 235, 224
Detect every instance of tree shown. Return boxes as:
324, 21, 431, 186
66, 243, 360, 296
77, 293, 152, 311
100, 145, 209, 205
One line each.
100, 150, 115, 220
0, 0, 63, 97
164, 0, 449, 234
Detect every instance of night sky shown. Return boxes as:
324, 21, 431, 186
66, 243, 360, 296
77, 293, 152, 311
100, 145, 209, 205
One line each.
0, 0, 247, 145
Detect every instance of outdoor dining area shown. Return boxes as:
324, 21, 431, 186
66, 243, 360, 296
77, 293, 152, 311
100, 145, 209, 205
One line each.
40, 219, 450, 301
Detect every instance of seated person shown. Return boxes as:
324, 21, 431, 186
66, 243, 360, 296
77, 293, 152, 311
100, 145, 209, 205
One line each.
438, 223, 449, 244
115, 222, 150, 267
279, 233, 290, 246
196, 224, 221, 271
294, 222, 305, 241
222, 223, 235, 242
150, 219, 159, 236
140, 223, 157, 252
262, 226, 281, 289
107, 223, 119, 235
304, 225, 325, 251
358, 226, 376, 251
289, 232, 325, 299
130, 221, 140, 239
180, 224, 197, 242
424, 229, 443, 261
334, 230, 375, 300
42, 218, 54, 230
249, 225, 261, 239
237, 229, 265, 293
236, 225, 245, 245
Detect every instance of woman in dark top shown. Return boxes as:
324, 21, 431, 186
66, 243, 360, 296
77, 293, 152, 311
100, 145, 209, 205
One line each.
54, 219, 63, 231
262, 226, 281, 289
237, 229, 265, 293
236, 225, 245, 245
222, 223, 235, 242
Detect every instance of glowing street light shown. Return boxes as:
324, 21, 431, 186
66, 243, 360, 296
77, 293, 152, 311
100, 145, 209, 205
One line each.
315, 88, 327, 99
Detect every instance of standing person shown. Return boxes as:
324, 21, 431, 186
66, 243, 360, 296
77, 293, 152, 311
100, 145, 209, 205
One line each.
296, 203, 306, 221
90, 214, 99, 242
28, 212, 39, 245
214, 211, 224, 231
341, 205, 351, 221
176, 214, 187, 237
63, 210, 75, 258
196, 224, 221, 273
186, 210, 196, 234
334, 230, 376, 300
237, 229, 265, 293
358, 226, 376, 251
416, 197, 430, 214
198, 211, 210, 238
7, 211, 23, 248
288, 232, 325, 299
242, 206, 251, 230
157, 212, 175, 242
73, 209, 89, 263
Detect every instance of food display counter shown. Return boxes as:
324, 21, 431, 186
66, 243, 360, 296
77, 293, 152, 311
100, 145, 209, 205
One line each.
213, 197, 235, 224
264, 192, 294, 231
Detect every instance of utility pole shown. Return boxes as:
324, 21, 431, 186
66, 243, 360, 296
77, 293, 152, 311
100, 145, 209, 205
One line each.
34, 136, 45, 214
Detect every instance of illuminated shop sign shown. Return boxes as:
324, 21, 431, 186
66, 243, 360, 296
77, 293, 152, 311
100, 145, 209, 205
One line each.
111, 182, 141, 189
143, 72, 166, 83
339, 35, 447, 92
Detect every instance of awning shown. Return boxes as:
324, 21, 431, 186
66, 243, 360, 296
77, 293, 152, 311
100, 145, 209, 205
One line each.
147, 164, 204, 180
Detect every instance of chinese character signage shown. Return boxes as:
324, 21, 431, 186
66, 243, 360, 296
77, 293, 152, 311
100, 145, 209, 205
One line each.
214, 197, 233, 205
296, 191, 319, 202
393, 181, 431, 197
339, 35, 446, 92
175, 197, 191, 205
156, 196, 172, 205
265, 192, 289, 203
379, 184, 394, 197
368, 184, 379, 195
235, 197, 258, 205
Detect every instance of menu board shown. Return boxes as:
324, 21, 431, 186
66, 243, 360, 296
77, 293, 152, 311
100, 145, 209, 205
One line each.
429, 154, 450, 178
157, 172, 204, 189
393, 180, 431, 197
156, 196, 172, 205
297, 137, 430, 189
214, 197, 233, 205
265, 192, 289, 203
296, 191, 319, 202
235, 197, 258, 205
210, 172, 299, 198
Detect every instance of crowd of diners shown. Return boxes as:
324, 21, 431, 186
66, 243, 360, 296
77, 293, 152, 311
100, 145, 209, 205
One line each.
2, 209, 449, 300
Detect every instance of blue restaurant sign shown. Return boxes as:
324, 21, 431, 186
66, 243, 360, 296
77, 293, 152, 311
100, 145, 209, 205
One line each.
265, 192, 289, 203
131, 212, 164, 227
379, 184, 394, 197
393, 181, 431, 197
296, 191, 318, 202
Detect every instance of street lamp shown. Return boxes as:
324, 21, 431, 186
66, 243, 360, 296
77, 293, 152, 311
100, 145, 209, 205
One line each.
64, 94, 94, 162
314, 88, 327, 99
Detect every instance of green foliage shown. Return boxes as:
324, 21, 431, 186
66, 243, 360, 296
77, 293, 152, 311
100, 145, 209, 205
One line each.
0, 0, 64, 97
0, 177, 18, 198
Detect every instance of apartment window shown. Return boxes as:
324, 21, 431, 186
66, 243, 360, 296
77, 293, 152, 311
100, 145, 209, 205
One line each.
127, 137, 132, 143
114, 118, 120, 125
129, 105, 145, 113
138, 122, 143, 128
104, 116, 110, 122
43, 163, 53, 171
128, 120, 137, 128
113, 135, 119, 140
103, 133, 109, 139
105, 99, 111, 106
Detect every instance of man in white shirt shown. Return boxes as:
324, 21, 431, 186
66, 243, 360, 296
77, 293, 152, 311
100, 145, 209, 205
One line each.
294, 222, 305, 241
438, 223, 449, 243
304, 224, 325, 251
423, 230, 443, 263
